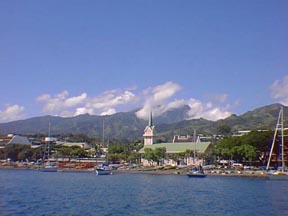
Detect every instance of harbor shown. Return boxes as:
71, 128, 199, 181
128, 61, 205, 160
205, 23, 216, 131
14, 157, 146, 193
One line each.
1, 168, 287, 216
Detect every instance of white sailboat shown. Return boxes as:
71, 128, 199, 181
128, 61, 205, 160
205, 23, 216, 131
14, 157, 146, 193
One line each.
187, 130, 207, 178
266, 107, 288, 180
95, 119, 112, 175
41, 123, 58, 172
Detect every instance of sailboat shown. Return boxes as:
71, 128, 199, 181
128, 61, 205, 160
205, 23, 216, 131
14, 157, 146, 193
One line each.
266, 107, 288, 180
41, 123, 58, 172
187, 130, 207, 178
95, 119, 112, 175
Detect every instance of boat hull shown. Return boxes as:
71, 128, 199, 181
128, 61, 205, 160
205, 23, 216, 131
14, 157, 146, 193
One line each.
96, 168, 112, 175
41, 167, 58, 172
187, 172, 207, 178
268, 172, 288, 180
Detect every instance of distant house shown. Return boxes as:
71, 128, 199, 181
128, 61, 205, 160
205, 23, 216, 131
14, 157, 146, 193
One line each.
0, 134, 31, 148
56, 141, 91, 150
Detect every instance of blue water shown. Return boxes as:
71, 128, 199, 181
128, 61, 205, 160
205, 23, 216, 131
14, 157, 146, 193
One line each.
0, 170, 288, 216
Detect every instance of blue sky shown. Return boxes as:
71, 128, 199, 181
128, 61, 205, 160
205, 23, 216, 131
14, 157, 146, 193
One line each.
0, 0, 288, 123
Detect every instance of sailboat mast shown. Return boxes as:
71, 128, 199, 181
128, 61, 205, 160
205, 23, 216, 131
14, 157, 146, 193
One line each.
281, 107, 285, 172
266, 107, 284, 171
102, 119, 105, 147
48, 122, 51, 160
193, 129, 196, 165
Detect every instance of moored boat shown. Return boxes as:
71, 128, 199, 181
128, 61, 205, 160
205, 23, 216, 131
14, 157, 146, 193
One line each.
41, 162, 58, 172
267, 170, 288, 180
95, 164, 112, 175
41, 123, 58, 172
187, 130, 207, 178
187, 166, 207, 178
266, 107, 288, 180
95, 119, 112, 175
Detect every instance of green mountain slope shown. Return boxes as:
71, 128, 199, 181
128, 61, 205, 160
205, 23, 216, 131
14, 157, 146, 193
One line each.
0, 103, 286, 141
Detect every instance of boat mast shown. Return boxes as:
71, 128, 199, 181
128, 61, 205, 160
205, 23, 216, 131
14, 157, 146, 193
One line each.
42, 122, 51, 163
102, 119, 105, 147
102, 118, 109, 163
266, 107, 284, 171
48, 122, 51, 160
193, 129, 196, 165
281, 107, 285, 172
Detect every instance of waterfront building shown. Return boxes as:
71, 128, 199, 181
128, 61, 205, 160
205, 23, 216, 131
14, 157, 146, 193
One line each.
0, 134, 31, 149
139, 113, 212, 166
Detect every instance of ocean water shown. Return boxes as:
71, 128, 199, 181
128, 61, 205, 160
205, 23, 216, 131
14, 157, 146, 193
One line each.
0, 169, 288, 216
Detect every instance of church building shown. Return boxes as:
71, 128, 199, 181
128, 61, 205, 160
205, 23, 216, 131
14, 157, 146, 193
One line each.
139, 112, 212, 166
143, 111, 155, 145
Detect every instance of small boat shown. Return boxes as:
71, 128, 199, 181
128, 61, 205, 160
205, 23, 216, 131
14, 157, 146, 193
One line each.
41, 123, 58, 172
187, 130, 207, 178
266, 107, 288, 180
41, 162, 58, 172
95, 119, 112, 176
95, 164, 112, 175
187, 166, 207, 178
267, 170, 288, 180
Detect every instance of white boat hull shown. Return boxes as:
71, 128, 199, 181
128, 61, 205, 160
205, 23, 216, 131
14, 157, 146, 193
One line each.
96, 168, 112, 175
187, 171, 207, 178
268, 172, 288, 180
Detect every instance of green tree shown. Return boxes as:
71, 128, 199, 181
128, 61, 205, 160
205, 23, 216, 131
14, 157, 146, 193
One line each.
143, 147, 166, 165
5, 144, 32, 161
213, 130, 273, 164
216, 124, 232, 136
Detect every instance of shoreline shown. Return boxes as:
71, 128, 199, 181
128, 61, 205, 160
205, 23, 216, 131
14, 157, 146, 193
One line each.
0, 165, 268, 178
113, 169, 268, 178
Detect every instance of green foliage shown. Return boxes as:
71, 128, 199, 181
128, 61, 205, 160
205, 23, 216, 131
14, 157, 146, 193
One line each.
108, 153, 125, 163
109, 145, 125, 154
143, 147, 166, 165
127, 151, 140, 164
106, 141, 143, 163
53, 145, 88, 158
3, 144, 33, 161
216, 124, 232, 136
214, 130, 273, 163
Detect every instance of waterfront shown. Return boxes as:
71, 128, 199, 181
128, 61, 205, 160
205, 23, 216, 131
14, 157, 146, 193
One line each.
0, 169, 288, 216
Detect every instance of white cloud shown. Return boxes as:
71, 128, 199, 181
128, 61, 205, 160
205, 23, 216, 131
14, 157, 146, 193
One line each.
65, 93, 87, 107
37, 89, 136, 117
136, 82, 182, 119
84, 90, 136, 116
37, 91, 87, 114
136, 82, 231, 121
101, 108, 117, 116
0, 104, 25, 122
270, 76, 288, 105
34, 81, 232, 121
74, 107, 91, 116
152, 81, 181, 101
186, 99, 231, 121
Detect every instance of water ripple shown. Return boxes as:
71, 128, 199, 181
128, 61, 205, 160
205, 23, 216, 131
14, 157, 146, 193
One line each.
1, 170, 288, 216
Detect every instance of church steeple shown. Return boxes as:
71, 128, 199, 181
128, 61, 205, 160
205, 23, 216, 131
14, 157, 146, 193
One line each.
143, 111, 155, 145
148, 111, 153, 127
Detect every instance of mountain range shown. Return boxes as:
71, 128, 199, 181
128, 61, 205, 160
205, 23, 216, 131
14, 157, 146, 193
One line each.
0, 103, 286, 142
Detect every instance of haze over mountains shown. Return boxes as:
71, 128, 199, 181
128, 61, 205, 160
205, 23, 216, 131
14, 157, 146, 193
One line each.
0, 103, 286, 141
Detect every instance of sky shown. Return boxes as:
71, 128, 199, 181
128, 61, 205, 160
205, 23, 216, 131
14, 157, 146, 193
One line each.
0, 0, 288, 123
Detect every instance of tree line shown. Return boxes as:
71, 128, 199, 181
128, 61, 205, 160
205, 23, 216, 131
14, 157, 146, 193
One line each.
0, 130, 283, 167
